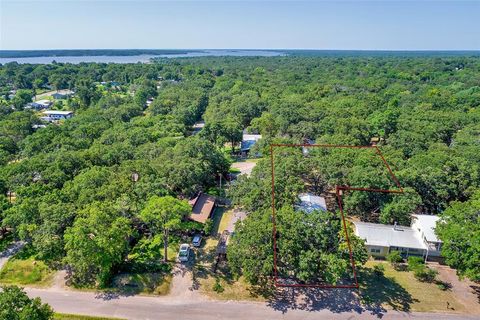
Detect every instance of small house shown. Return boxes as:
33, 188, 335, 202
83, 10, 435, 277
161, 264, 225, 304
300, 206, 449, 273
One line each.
27, 99, 52, 110
188, 193, 216, 224
41, 110, 74, 122
353, 221, 427, 258
240, 132, 262, 157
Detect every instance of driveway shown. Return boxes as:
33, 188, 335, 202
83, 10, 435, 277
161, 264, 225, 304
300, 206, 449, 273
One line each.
430, 263, 480, 314
0, 241, 25, 270
231, 161, 257, 177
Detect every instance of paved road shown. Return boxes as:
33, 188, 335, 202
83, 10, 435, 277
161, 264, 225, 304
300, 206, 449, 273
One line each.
25, 287, 478, 320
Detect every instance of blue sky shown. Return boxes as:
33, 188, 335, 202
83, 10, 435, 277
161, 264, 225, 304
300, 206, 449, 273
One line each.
1, 0, 479, 50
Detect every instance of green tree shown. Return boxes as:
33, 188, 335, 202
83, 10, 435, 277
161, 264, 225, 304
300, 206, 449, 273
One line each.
64, 204, 132, 286
0, 285, 53, 320
140, 195, 190, 262
436, 190, 480, 281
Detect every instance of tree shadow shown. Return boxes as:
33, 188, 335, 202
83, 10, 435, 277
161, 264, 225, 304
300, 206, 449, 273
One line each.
358, 267, 417, 313
264, 267, 417, 318
471, 285, 480, 304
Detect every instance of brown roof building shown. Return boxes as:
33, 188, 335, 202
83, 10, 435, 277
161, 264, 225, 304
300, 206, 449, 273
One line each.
188, 193, 216, 224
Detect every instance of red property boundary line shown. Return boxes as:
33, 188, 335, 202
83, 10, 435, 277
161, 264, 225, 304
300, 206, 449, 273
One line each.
270, 144, 404, 288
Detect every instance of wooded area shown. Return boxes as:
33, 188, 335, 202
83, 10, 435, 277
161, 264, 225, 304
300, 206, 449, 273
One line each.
0, 55, 479, 286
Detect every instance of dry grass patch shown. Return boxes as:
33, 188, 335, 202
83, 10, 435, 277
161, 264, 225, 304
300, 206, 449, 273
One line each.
0, 257, 54, 287
361, 261, 466, 313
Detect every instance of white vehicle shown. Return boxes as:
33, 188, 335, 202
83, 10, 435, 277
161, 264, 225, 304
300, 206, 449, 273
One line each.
177, 243, 190, 262
192, 235, 202, 247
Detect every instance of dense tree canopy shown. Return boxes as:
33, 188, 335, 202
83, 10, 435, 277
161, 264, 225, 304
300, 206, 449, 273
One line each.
1, 54, 479, 283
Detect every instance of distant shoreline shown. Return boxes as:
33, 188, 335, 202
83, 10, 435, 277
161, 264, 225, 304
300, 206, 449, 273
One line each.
1, 49, 479, 59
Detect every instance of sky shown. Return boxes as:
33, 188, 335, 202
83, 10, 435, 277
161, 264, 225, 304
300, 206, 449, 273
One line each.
1, 0, 479, 50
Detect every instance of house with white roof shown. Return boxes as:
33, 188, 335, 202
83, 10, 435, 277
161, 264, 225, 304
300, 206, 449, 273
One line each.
41, 110, 74, 122
353, 214, 443, 260
354, 221, 427, 258
240, 132, 262, 157
26, 99, 52, 110
296, 193, 327, 214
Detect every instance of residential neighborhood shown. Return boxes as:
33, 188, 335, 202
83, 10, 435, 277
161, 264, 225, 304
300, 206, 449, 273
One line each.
0, 2, 479, 319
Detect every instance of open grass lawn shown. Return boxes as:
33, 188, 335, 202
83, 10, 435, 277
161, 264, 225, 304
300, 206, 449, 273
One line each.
360, 261, 466, 313
55, 314, 126, 320
0, 247, 55, 287
110, 272, 172, 296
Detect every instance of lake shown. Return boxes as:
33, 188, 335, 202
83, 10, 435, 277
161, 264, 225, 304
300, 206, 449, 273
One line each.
0, 50, 286, 64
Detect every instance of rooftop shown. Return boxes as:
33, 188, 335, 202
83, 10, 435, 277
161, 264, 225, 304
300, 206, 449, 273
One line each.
296, 193, 327, 213
412, 214, 442, 243
354, 221, 427, 250
189, 193, 216, 224
43, 110, 74, 115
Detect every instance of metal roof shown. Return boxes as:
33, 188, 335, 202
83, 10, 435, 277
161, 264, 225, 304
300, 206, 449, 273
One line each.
296, 193, 327, 213
354, 221, 427, 250
412, 214, 441, 243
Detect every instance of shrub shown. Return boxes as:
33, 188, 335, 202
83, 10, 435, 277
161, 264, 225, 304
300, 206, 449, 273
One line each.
386, 250, 403, 266
213, 277, 224, 293
414, 267, 438, 282
407, 256, 424, 271
203, 219, 214, 235
373, 264, 385, 276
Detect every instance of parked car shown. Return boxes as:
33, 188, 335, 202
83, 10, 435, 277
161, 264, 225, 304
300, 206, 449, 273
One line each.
192, 234, 202, 247
177, 243, 190, 262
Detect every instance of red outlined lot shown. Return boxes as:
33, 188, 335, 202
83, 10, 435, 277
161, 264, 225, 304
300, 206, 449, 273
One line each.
270, 144, 404, 288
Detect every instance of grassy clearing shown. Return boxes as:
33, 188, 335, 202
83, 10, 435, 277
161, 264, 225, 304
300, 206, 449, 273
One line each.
198, 274, 268, 301
217, 208, 233, 234
360, 261, 466, 313
54, 314, 126, 320
110, 272, 172, 296
0, 257, 55, 287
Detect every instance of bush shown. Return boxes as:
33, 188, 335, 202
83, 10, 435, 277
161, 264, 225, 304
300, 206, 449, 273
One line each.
373, 264, 385, 276
386, 250, 403, 266
203, 219, 214, 235
414, 267, 438, 282
213, 277, 224, 293
407, 256, 424, 271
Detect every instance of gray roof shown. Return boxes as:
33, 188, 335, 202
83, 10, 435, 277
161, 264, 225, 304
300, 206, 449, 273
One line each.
412, 214, 441, 243
354, 221, 427, 250
296, 193, 327, 213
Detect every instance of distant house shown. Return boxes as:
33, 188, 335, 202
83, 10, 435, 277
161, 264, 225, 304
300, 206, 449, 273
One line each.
188, 193, 216, 224
296, 193, 327, 213
354, 221, 427, 258
240, 132, 262, 157
41, 110, 74, 122
411, 214, 443, 259
52, 89, 74, 100
27, 99, 52, 110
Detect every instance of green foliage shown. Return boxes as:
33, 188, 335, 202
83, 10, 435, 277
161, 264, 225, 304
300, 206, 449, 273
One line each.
407, 256, 424, 271
413, 266, 438, 283
127, 235, 172, 273
212, 277, 224, 293
386, 251, 403, 266
64, 204, 132, 287
436, 190, 480, 281
139, 196, 190, 262
203, 218, 214, 235
0, 285, 53, 320
373, 264, 385, 276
